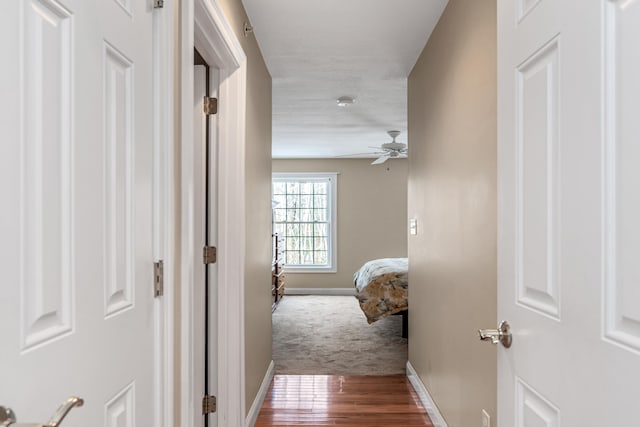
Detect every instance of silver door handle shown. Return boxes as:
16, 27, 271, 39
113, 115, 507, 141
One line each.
0, 397, 83, 427
478, 320, 512, 348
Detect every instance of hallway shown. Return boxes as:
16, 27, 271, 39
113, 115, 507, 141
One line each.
255, 375, 433, 426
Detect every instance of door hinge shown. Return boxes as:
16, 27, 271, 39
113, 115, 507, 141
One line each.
203, 97, 218, 115
153, 0, 164, 8
203, 246, 217, 264
202, 395, 217, 414
154, 260, 164, 297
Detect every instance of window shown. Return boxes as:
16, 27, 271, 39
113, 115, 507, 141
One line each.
272, 173, 337, 272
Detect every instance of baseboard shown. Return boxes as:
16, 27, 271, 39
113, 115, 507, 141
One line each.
406, 361, 448, 427
245, 360, 275, 427
284, 288, 356, 296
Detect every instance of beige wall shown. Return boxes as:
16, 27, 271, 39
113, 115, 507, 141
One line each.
217, 0, 274, 415
407, 0, 497, 426
273, 159, 408, 289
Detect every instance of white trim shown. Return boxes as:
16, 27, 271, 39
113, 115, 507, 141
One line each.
179, 0, 196, 423
181, 0, 247, 426
272, 172, 338, 272
152, 3, 174, 427
245, 361, 275, 427
406, 361, 448, 427
284, 288, 357, 296
216, 62, 247, 427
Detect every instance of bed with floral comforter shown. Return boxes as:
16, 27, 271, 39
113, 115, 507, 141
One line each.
353, 257, 408, 324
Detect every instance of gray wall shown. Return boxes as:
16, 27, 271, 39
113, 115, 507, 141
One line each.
273, 159, 408, 289
407, 0, 497, 425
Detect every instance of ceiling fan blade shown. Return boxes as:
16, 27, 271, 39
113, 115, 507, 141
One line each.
371, 155, 390, 165
334, 152, 379, 158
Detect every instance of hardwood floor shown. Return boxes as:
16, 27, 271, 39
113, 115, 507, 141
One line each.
254, 375, 434, 426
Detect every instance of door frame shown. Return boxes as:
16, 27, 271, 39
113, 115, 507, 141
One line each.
180, 0, 247, 425
153, 4, 175, 427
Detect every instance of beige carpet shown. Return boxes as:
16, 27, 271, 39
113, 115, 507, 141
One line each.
272, 295, 407, 375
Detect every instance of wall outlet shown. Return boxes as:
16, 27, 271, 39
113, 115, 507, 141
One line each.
481, 409, 491, 427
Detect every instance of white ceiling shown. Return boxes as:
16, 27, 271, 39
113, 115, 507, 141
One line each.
241, 0, 449, 158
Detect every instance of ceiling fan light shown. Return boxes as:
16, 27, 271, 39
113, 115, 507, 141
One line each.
336, 96, 355, 107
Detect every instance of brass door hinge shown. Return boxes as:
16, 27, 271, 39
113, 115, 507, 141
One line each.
202, 395, 217, 414
154, 260, 164, 297
203, 97, 218, 115
203, 246, 217, 264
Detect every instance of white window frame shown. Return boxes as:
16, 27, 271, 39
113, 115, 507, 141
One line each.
272, 172, 338, 273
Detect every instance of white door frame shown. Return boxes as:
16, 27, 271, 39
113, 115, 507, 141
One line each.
153, 3, 176, 427
180, 0, 247, 425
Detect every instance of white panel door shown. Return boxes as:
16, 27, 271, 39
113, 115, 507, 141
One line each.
498, 0, 640, 426
0, 0, 157, 425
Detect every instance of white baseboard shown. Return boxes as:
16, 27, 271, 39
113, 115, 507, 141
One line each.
245, 360, 275, 427
284, 288, 356, 296
406, 361, 448, 427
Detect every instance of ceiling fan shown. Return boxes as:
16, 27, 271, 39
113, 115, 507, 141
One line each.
370, 130, 408, 164
335, 130, 408, 164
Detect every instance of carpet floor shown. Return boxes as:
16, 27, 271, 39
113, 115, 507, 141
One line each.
272, 295, 408, 375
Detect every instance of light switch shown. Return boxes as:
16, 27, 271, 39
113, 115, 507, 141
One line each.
409, 218, 418, 235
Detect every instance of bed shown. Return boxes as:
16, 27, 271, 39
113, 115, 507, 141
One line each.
353, 257, 408, 338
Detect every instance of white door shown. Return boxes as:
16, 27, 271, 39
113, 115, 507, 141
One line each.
0, 0, 158, 425
497, 0, 640, 426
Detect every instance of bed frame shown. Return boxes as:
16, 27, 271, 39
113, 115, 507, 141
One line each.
393, 310, 408, 339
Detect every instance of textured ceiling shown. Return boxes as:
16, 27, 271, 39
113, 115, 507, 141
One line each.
242, 0, 449, 158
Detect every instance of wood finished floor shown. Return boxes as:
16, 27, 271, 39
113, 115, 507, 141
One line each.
254, 375, 434, 426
